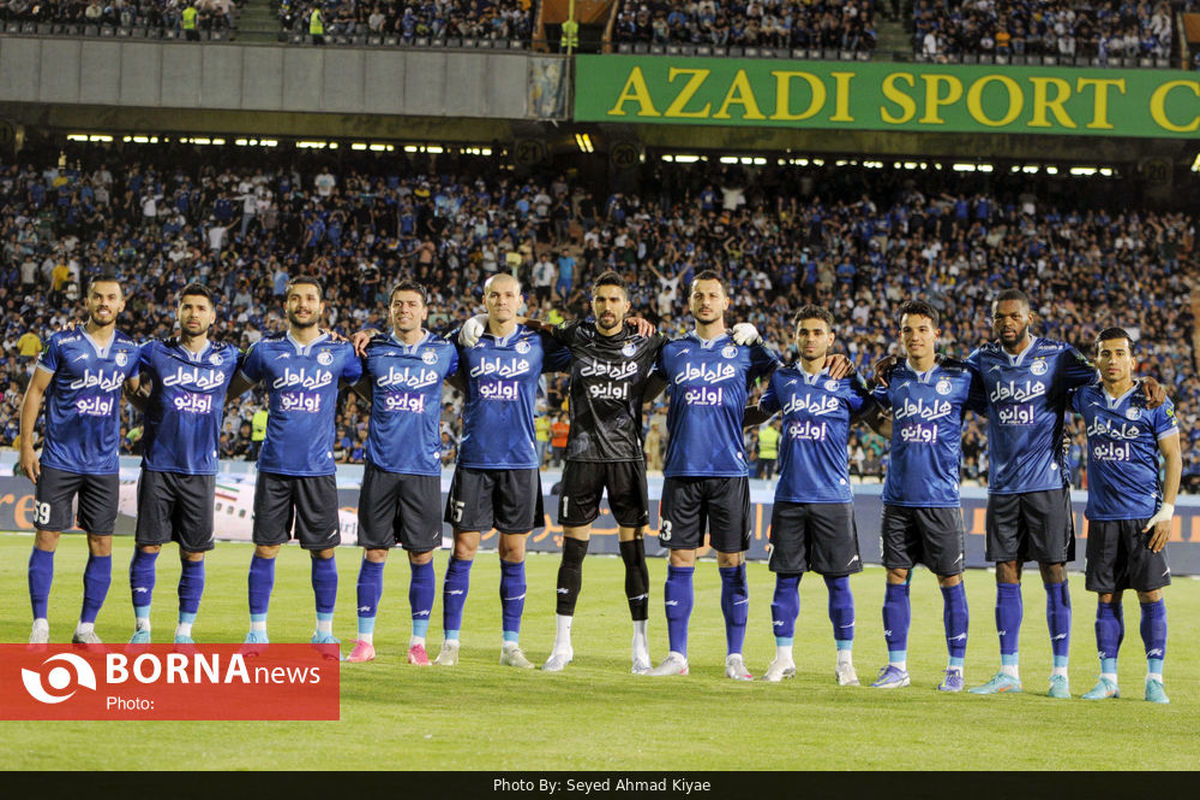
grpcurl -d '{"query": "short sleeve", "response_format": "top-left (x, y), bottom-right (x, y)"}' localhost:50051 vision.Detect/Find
top-left (871, 383), bottom-right (892, 410)
top-left (1061, 346), bottom-right (1097, 390)
top-left (239, 341), bottom-right (264, 383)
top-left (340, 344), bottom-right (363, 384)
top-left (36, 334), bottom-right (59, 374)
top-left (966, 369), bottom-right (988, 416)
top-left (1156, 399), bottom-right (1179, 440)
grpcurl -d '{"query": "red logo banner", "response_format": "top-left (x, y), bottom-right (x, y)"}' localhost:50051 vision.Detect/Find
top-left (0, 644), bottom-right (339, 720)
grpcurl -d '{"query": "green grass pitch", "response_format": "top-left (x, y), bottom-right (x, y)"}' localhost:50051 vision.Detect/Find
top-left (1, 531), bottom-right (1197, 771)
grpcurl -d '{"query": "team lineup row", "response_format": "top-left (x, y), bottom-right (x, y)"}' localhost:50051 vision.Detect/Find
top-left (18, 268), bottom-right (1179, 702)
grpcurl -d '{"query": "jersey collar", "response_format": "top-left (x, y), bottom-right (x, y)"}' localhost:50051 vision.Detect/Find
top-left (688, 330), bottom-right (729, 349)
top-left (905, 359), bottom-right (936, 382)
top-left (389, 329), bottom-right (432, 354)
top-left (1002, 335), bottom-right (1039, 367)
top-left (285, 331), bottom-right (329, 355)
top-left (80, 328), bottom-right (118, 360)
top-left (1102, 379), bottom-right (1139, 409)
top-left (173, 338), bottom-right (214, 362)
top-left (487, 323), bottom-right (524, 348)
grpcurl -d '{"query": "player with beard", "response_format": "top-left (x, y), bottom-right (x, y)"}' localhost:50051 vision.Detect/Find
top-left (227, 276), bottom-right (363, 656)
top-left (124, 283), bottom-right (241, 644)
top-left (647, 270), bottom-right (780, 680)
top-left (538, 271), bottom-right (675, 674)
top-left (22, 276), bottom-right (141, 645)
top-left (964, 290), bottom-right (1162, 697)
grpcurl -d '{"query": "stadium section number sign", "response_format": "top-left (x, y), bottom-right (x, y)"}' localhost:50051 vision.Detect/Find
top-left (575, 55), bottom-right (1200, 138)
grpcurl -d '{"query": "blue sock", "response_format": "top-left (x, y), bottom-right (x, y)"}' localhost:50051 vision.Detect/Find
top-left (941, 582), bottom-right (969, 664)
top-left (825, 574), bottom-right (855, 649)
top-left (409, 560), bottom-right (435, 639)
top-left (248, 555), bottom-right (276, 617)
top-left (80, 554), bottom-right (112, 625)
top-left (130, 549), bottom-right (158, 621)
top-left (1045, 580), bottom-right (1071, 666)
top-left (1140, 599), bottom-right (1167, 676)
top-left (356, 559), bottom-right (384, 636)
top-left (178, 558), bottom-right (204, 617)
top-left (719, 563), bottom-right (749, 655)
top-left (442, 557), bottom-right (473, 640)
top-left (28, 547), bottom-right (54, 619)
top-left (664, 565), bottom-right (694, 656)
top-left (771, 574), bottom-right (800, 643)
top-left (996, 582), bottom-right (1023, 664)
top-left (1095, 600), bottom-right (1122, 674)
top-left (882, 582), bottom-right (910, 663)
top-left (311, 555), bottom-right (338, 615)
top-left (499, 560), bottom-right (527, 641)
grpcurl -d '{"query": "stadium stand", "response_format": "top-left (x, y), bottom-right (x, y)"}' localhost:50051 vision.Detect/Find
top-left (0, 0), bottom-right (237, 38)
top-left (1, 147), bottom-right (1195, 491)
top-left (912, 0), bottom-right (1176, 66)
top-left (610, 0), bottom-right (878, 54)
top-left (277, 0), bottom-right (536, 46)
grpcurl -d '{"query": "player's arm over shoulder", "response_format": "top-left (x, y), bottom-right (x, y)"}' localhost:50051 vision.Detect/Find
top-left (226, 341), bottom-right (262, 399)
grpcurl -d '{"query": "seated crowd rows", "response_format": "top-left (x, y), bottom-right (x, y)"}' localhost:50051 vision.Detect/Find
top-left (913, 0), bottom-right (1176, 61)
top-left (0, 146), bottom-right (1195, 490)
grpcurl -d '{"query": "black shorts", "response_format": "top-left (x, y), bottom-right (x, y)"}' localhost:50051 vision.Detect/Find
top-left (881, 505), bottom-right (965, 577)
top-left (357, 464), bottom-right (443, 552)
top-left (444, 466), bottom-right (544, 534)
top-left (768, 501), bottom-right (862, 576)
top-left (1085, 519), bottom-right (1172, 594)
top-left (986, 487), bottom-right (1075, 565)
top-left (658, 476), bottom-right (751, 554)
top-left (252, 472), bottom-right (340, 550)
top-left (34, 465), bottom-right (119, 535)
top-left (135, 470), bottom-right (215, 552)
top-left (558, 459), bottom-right (650, 528)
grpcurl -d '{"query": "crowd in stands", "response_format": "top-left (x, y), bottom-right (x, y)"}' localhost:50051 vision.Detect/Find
top-left (0, 0), bottom-right (236, 32)
top-left (913, 0), bottom-right (1175, 62)
top-left (613, 0), bottom-right (878, 52)
top-left (278, 0), bottom-right (534, 42)
top-left (1, 143), bottom-right (1196, 492)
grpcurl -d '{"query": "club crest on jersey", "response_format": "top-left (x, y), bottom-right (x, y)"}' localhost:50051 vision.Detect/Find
top-left (721, 345), bottom-right (738, 359)
top-left (316, 351), bottom-right (334, 366)
top-left (621, 342), bottom-right (637, 357)
top-left (1125, 407), bottom-right (1141, 420)
top-left (115, 351), bottom-right (128, 367)
top-left (935, 378), bottom-right (953, 395)
top-left (515, 340), bottom-right (532, 355)
top-left (209, 353), bottom-right (223, 366)
top-left (1030, 359), bottom-right (1048, 376)
top-left (421, 350), bottom-right (438, 365)
top-left (824, 380), bottom-right (840, 391)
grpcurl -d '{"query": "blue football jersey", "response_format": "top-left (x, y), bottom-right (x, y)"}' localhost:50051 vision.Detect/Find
top-left (655, 332), bottom-right (781, 478)
top-left (362, 331), bottom-right (458, 476)
top-left (1071, 382), bottom-right (1178, 520)
top-left (967, 337), bottom-right (1096, 495)
top-left (873, 359), bottom-right (985, 507)
top-left (456, 324), bottom-right (571, 469)
top-left (238, 332), bottom-right (363, 476)
top-left (760, 367), bottom-right (874, 503)
top-left (36, 328), bottom-right (141, 475)
top-left (139, 338), bottom-right (241, 475)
